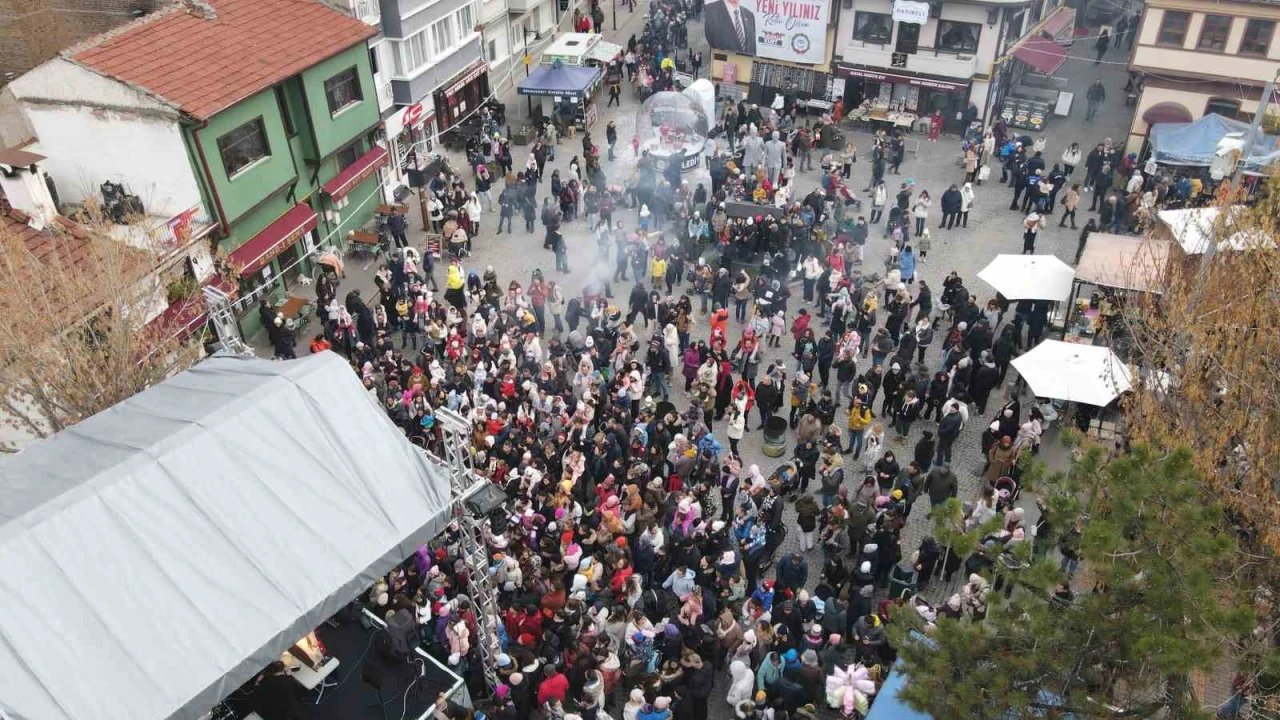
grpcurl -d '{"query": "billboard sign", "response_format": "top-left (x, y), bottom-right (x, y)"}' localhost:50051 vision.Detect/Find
top-left (704, 0), bottom-right (830, 65)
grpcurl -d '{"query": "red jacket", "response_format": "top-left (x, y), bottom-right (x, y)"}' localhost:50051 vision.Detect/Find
top-left (537, 672), bottom-right (569, 705)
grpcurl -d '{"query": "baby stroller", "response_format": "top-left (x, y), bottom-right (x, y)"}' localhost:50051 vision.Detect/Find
top-left (994, 475), bottom-right (1020, 512)
top-left (888, 562), bottom-right (919, 599)
top-left (767, 460), bottom-right (801, 496)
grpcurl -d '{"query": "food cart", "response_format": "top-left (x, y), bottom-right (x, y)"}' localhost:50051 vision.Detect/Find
top-left (518, 60), bottom-right (604, 131)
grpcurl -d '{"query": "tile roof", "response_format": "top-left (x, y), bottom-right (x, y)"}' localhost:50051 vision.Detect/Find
top-left (68, 0), bottom-right (377, 120)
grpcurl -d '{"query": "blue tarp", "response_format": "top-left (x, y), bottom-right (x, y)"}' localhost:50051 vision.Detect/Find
top-left (1149, 113), bottom-right (1280, 167)
top-left (865, 666), bottom-right (931, 720)
top-left (865, 663), bottom-right (1080, 719)
top-left (517, 64), bottom-right (601, 97)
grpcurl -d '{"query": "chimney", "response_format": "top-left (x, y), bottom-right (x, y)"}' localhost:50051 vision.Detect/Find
top-left (0, 148), bottom-right (57, 231)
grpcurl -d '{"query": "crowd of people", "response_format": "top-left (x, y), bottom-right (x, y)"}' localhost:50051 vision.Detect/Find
top-left (261, 6), bottom-right (1204, 720)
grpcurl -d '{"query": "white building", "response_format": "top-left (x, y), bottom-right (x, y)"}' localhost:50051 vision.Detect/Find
top-left (834, 0), bottom-right (1074, 126)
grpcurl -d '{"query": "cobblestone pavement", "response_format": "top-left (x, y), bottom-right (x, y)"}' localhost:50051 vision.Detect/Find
top-left (250, 10), bottom-right (1235, 713)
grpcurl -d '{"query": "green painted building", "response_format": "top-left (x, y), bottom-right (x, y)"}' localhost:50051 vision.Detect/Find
top-left (62, 0), bottom-right (391, 338)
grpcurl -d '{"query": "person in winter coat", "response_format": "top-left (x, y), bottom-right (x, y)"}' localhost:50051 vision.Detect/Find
top-left (726, 660), bottom-right (754, 706)
top-left (959, 182), bottom-right (975, 227)
top-left (898, 245), bottom-right (917, 285)
top-left (775, 552), bottom-right (809, 595)
top-left (939, 184), bottom-right (963, 229)
top-left (726, 404), bottom-right (746, 457)
top-left (794, 494), bottom-right (821, 551)
top-left (924, 462), bottom-right (958, 511)
top-left (913, 430), bottom-right (936, 471)
top-left (986, 435), bottom-right (1018, 482)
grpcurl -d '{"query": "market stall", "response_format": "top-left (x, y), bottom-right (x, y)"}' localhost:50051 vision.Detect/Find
top-left (517, 61), bottom-right (604, 130)
top-left (1064, 233), bottom-right (1170, 345)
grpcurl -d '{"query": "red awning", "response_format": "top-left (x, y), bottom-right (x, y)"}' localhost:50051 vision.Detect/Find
top-left (1143, 101), bottom-right (1194, 126)
top-left (147, 296), bottom-right (207, 341)
top-left (323, 145), bottom-right (390, 201)
top-left (1014, 37), bottom-right (1068, 76)
top-left (1039, 7), bottom-right (1076, 42)
top-left (227, 202), bottom-right (318, 275)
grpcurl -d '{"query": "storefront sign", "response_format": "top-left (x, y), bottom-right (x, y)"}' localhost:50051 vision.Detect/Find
top-left (702, 0), bottom-right (830, 65)
top-left (837, 64), bottom-right (968, 92)
top-left (892, 0), bottom-right (930, 25)
top-left (444, 61), bottom-right (487, 98)
top-left (723, 61), bottom-right (738, 85)
top-left (403, 103), bottom-right (425, 127)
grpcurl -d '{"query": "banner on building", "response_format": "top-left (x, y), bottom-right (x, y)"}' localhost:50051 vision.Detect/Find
top-left (703, 0), bottom-right (830, 65)
top-left (891, 0), bottom-right (930, 25)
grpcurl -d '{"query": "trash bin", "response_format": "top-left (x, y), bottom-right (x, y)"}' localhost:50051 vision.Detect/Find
top-left (762, 416), bottom-right (789, 457)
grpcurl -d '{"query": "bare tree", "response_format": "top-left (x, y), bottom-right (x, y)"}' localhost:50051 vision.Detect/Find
top-left (1119, 175), bottom-right (1280, 553)
top-left (0, 210), bottom-right (202, 451)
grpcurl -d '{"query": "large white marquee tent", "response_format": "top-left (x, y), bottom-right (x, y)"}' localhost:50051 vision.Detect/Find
top-left (0, 353), bottom-right (452, 720)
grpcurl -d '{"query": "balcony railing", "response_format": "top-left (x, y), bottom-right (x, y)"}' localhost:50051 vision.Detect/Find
top-left (353, 0), bottom-right (380, 24)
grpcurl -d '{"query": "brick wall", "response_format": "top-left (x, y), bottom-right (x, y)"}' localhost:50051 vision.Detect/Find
top-left (0, 0), bottom-right (161, 80)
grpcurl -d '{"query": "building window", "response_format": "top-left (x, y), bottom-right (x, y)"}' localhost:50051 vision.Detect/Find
top-left (324, 67), bottom-right (362, 115)
top-left (432, 17), bottom-right (455, 56)
top-left (274, 85), bottom-right (295, 137)
top-left (368, 46), bottom-right (380, 75)
top-left (216, 117), bottom-right (270, 178)
top-left (1196, 15), bottom-right (1231, 51)
top-left (336, 140), bottom-right (362, 170)
top-left (936, 21), bottom-right (980, 53)
top-left (396, 31), bottom-right (430, 76)
top-left (457, 3), bottom-right (476, 36)
top-left (854, 12), bottom-right (892, 44)
top-left (1205, 97), bottom-right (1242, 118)
top-left (1240, 19), bottom-right (1275, 56)
top-left (1157, 10), bottom-right (1190, 46)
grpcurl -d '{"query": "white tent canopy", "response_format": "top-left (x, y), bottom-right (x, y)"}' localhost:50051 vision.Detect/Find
top-left (1011, 340), bottom-right (1133, 406)
top-left (976, 254), bottom-right (1076, 301)
top-left (1155, 206), bottom-right (1275, 255)
top-left (0, 353), bottom-right (452, 720)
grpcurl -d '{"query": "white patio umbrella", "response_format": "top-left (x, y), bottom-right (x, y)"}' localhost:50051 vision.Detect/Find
top-left (977, 254), bottom-right (1076, 301)
top-left (1011, 340), bottom-right (1133, 406)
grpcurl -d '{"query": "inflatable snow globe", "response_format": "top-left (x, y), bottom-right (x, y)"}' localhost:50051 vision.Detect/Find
top-left (637, 90), bottom-right (711, 173)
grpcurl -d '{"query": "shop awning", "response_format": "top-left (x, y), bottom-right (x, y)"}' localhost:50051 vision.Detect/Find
top-left (226, 202), bottom-right (317, 276)
top-left (323, 144), bottom-right (390, 201)
top-left (1142, 101), bottom-right (1193, 126)
top-left (1014, 37), bottom-right (1068, 75)
top-left (518, 63), bottom-right (602, 97)
top-left (0, 352), bottom-right (453, 720)
top-left (586, 39), bottom-right (623, 63)
top-left (1039, 6), bottom-right (1076, 42)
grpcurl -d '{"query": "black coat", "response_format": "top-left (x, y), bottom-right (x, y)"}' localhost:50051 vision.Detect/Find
top-left (940, 189), bottom-right (963, 214)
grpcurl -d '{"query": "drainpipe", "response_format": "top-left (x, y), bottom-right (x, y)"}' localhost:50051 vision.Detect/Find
top-left (295, 80), bottom-right (333, 237)
top-left (190, 119), bottom-right (231, 237)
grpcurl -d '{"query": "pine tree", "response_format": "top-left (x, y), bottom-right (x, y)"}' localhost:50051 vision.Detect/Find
top-left (890, 442), bottom-right (1267, 719)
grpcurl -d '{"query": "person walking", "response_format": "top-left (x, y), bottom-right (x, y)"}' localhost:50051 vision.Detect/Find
top-left (1061, 142), bottom-right (1082, 176)
top-left (911, 192), bottom-right (931, 238)
top-left (870, 182), bottom-right (887, 224)
top-left (1085, 79), bottom-right (1106, 120)
top-left (1094, 29), bottom-right (1110, 64)
top-left (1059, 183), bottom-right (1081, 228)
top-left (1022, 210), bottom-right (1044, 253)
